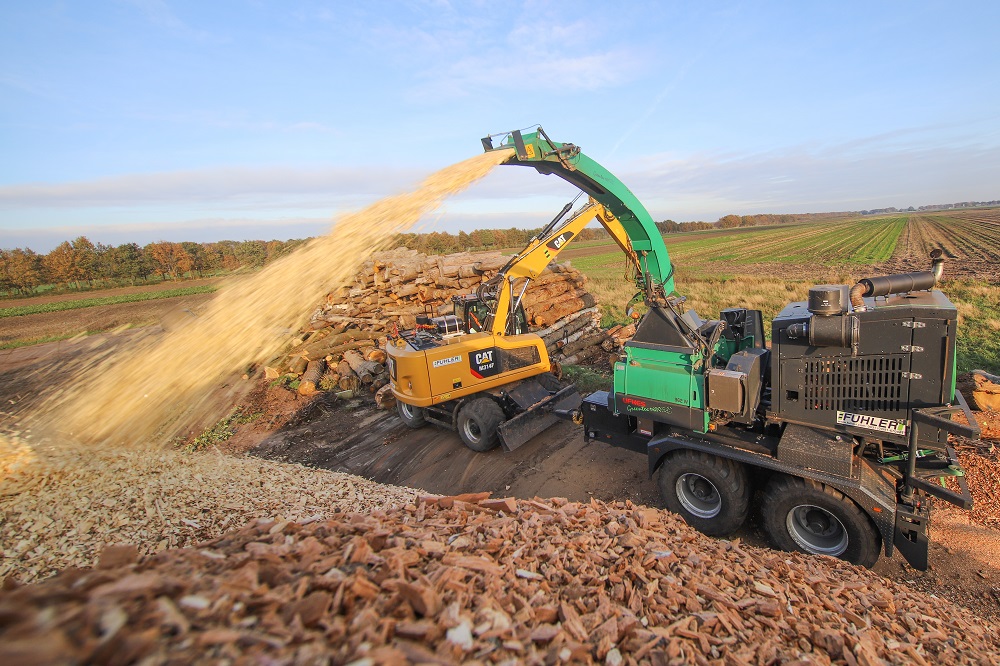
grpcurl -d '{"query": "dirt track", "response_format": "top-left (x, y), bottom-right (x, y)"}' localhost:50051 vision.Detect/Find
top-left (254, 403), bottom-right (658, 507)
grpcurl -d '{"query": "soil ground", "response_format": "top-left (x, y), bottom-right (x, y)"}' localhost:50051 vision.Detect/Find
top-left (2, 329), bottom-right (999, 623)
top-left (0, 279), bottom-right (223, 346)
top-left (0, 277), bottom-right (223, 309)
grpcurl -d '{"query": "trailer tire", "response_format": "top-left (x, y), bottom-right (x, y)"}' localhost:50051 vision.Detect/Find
top-left (761, 475), bottom-right (881, 568)
top-left (658, 450), bottom-right (750, 536)
top-left (457, 398), bottom-right (504, 452)
top-left (397, 401), bottom-right (426, 428)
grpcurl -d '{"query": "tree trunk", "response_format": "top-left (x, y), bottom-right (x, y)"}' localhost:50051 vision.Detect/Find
top-left (298, 359), bottom-right (327, 395)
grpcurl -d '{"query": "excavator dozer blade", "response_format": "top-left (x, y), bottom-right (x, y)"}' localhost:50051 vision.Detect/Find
top-left (498, 385), bottom-right (582, 452)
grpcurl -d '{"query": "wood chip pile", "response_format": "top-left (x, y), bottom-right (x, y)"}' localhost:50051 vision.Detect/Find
top-left (3, 493), bottom-right (998, 665)
top-left (957, 451), bottom-right (1000, 528)
top-left (0, 436), bottom-right (416, 585)
top-left (265, 249), bottom-right (612, 400)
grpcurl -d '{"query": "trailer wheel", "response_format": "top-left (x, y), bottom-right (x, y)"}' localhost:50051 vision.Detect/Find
top-left (397, 401), bottom-right (426, 428)
top-left (457, 398), bottom-right (504, 452)
top-left (761, 476), bottom-right (881, 568)
top-left (658, 450), bottom-right (750, 536)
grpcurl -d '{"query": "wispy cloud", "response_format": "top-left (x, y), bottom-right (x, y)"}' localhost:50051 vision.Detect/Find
top-left (121, 0), bottom-right (219, 43)
top-left (0, 165), bottom-right (424, 208)
top-left (371, 13), bottom-right (645, 100)
top-left (0, 216), bottom-right (333, 252)
top-left (623, 137), bottom-right (1000, 219)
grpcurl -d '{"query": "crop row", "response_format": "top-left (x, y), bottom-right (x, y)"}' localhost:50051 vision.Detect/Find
top-left (567, 215), bottom-right (908, 275)
top-left (0, 285), bottom-right (217, 318)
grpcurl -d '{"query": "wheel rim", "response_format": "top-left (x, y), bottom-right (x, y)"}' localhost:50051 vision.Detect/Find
top-left (462, 418), bottom-right (482, 443)
top-left (675, 473), bottom-right (722, 519)
top-left (786, 504), bottom-right (849, 556)
top-left (400, 403), bottom-right (416, 419)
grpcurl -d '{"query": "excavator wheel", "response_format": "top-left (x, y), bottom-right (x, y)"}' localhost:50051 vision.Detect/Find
top-left (456, 397), bottom-right (505, 452)
top-left (397, 401), bottom-right (426, 428)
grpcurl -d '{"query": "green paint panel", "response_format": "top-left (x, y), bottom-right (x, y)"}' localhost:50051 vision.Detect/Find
top-left (494, 130), bottom-right (675, 295)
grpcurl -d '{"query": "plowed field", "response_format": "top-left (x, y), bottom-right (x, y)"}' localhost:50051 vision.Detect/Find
top-left (884, 209), bottom-right (1000, 280)
top-left (564, 208), bottom-right (1000, 282)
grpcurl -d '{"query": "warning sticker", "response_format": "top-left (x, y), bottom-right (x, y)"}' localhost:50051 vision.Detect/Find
top-left (836, 411), bottom-right (908, 435)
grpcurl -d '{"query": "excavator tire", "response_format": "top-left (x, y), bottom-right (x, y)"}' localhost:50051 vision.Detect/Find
top-left (761, 475), bottom-right (881, 568)
top-left (397, 401), bottom-right (426, 428)
top-left (457, 397), bottom-right (505, 452)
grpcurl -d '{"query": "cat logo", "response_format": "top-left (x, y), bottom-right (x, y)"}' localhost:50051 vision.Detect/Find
top-left (546, 231), bottom-right (574, 252)
top-left (469, 347), bottom-right (499, 379)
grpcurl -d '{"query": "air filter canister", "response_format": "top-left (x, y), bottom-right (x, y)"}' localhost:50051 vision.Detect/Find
top-left (808, 285), bottom-right (849, 315)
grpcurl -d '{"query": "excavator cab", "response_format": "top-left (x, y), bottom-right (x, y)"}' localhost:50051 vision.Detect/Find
top-left (452, 294), bottom-right (528, 335)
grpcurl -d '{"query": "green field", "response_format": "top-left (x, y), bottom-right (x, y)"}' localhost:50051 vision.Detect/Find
top-left (0, 285), bottom-right (217, 318)
top-left (567, 215), bottom-right (908, 276)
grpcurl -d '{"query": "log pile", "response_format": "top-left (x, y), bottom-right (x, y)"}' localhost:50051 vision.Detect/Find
top-left (971, 370), bottom-right (1000, 413)
top-left (266, 249), bottom-right (611, 400)
top-left (4, 492), bottom-right (999, 664)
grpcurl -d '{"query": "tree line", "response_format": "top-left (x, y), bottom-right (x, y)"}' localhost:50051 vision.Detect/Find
top-left (0, 237), bottom-right (307, 295)
top-left (2, 212), bottom-right (830, 295)
top-left (655, 212), bottom-right (845, 233)
top-left (390, 226), bottom-right (611, 255)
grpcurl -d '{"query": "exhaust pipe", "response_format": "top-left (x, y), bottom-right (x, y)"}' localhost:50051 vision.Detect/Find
top-left (851, 250), bottom-right (944, 312)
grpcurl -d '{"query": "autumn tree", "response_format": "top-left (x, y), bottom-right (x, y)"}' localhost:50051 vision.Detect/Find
top-left (71, 236), bottom-right (97, 285)
top-left (181, 242), bottom-right (206, 276)
top-left (43, 241), bottom-right (77, 287)
top-left (108, 243), bottom-right (149, 283)
top-left (145, 241), bottom-right (193, 279)
top-left (0, 250), bottom-right (12, 294)
top-left (6, 248), bottom-right (42, 293)
top-left (234, 240), bottom-right (266, 268)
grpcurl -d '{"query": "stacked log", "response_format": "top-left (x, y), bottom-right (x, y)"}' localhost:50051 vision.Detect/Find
top-left (971, 370), bottom-right (1000, 412)
top-left (267, 249), bottom-right (611, 402)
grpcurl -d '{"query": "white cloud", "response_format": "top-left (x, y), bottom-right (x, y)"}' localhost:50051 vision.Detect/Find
top-left (371, 13), bottom-right (645, 100)
top-left (622, 138), bottom-right (1000, 220)
top-left (0, 165), bottom-right (424, 208)
top-left (121, 0), bottom-right (219, 43)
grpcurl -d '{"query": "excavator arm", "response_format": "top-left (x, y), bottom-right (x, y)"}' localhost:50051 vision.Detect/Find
top-left (482, 126), bottom-right (675, 297)
top-left (481, 197), bottom-right (643, 336)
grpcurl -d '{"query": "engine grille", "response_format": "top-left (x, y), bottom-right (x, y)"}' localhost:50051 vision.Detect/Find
top-left (803, 355), bottom-right (906, 412)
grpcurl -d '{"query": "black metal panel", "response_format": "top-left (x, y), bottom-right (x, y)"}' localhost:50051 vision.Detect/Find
top-left (777, 423), bottom-right (856, 479)
top-left (894, 505), bottom-right (930, 571)
top-left (581, 391), bottom-right (648, 453)
top-left (503, 380), bottom-right (550, 411)
top-left (631, 307), bottom-right (693, 347)
top-left (720, 308), bottom-right (765, 349)
top-left (771, 289), bottom-right (958, 445)
top-left (724, 348), bottom-right (768, 422)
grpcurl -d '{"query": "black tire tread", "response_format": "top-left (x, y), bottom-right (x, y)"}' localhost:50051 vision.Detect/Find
top-left (658, 450), bottom-right (750, 536)
top-left (457, 397), bottom-right (504, 452)
top-left (761, 475), bottom-right (881, 568)
top-left (396, 400), bottom-right (426, 428)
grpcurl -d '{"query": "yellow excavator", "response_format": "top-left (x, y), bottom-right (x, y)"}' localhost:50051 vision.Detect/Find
top-left (386, 129), bottom-right (666, 452)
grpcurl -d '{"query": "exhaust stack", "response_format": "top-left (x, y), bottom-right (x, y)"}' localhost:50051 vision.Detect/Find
top-left (851, 250), bottom-right (945, 312)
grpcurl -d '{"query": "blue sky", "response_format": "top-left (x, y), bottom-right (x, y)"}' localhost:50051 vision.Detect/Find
top-left (2, 1), bottom-right (999, 251)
